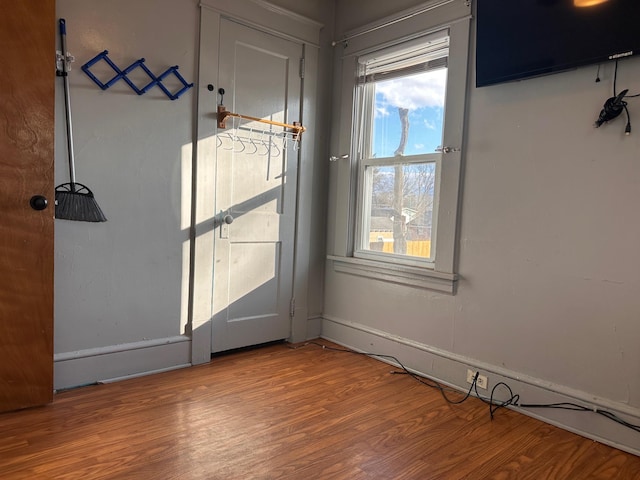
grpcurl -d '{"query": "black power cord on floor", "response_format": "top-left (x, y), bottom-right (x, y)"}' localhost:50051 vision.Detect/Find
top-left (291, 341), bottom-right (640, 435)
top-left (517, 402), bottom-right (640, 434)
top-left (290, 341), bottom-right (475, 405)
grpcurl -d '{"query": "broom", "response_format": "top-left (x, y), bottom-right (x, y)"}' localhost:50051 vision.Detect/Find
top-left (55, 18), bottom-right (107, 222)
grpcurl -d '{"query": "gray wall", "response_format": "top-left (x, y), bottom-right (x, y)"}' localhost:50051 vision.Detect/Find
top-left (53, 0), bottom-right (333, 386)
top-left (269, 0), bottom-right (335, 322)
top-left (324, 0), bottom-right (640, 454)
top-left (52, 0), bottom-right (640, 453)
top-left (55, 0), bottom-right (199, 353)
top-left (334, 0), bottom-right (433, 33)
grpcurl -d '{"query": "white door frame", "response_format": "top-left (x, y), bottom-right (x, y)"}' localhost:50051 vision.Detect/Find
top-left (191, 1), bottom-right (322, 364)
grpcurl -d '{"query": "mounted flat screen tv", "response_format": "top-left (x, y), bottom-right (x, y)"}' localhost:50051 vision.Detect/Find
top-left (476, 0), bottom-right (640, 87)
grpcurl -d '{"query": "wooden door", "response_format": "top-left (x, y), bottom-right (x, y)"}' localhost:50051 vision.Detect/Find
top-left (211, 19), bottom-right (302, 353)
top-left (0, 0), bottom-right (55, 411)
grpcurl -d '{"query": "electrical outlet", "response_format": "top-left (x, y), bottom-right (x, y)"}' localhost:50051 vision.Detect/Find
top-left (466, 369), bottom-right (488, 390)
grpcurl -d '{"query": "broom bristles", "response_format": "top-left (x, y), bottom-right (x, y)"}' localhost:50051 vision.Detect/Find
top-left (55, 183), bottom-right (107, 222)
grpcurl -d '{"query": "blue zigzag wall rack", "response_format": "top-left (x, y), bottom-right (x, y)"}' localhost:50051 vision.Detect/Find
top-left (81, 50), bottom-right (193, 100)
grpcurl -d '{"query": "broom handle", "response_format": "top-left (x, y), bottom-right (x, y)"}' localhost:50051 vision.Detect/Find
top-left (59, 19), bottom-right (77, 192)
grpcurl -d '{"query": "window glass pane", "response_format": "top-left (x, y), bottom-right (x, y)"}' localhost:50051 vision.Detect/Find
top-left (372, 68), bottom-right (447, 158)
top-left (365, 162), bottom-right (435, 260)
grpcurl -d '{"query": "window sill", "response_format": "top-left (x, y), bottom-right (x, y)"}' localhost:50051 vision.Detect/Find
top-left (327, 255), bottom-right (458, 294)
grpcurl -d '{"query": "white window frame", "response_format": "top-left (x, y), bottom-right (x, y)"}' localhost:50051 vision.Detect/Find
top-left (355, 154), bottom-right (442, 268)
top-left (353, 34), bottom-right (448, 269)
top-left (328, 2), bottom-right (471, 294)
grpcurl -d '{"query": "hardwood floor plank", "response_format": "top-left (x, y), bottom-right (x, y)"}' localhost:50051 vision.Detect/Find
top-left (0, 340), bottom-right (639, 479)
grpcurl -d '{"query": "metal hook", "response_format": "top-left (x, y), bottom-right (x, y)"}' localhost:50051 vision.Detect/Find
top-left (234, 134), bottom-right (246, 153)
top-left (258, 131), bottom-right (270, 156)
top-left (279, 132), bottom-right (288, 151)
top-left (270, 136), bottom-right (281, 157)
top-left (222, 132), bottom-right (234, 150)
top-left (247, 129), bottom-right (259, 155)
top-left (283, 131), bottom-right (300, 152)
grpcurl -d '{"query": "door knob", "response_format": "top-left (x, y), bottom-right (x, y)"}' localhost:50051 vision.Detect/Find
top-left (214, 213), bottom-right (234, 228)
top-left (29, 195), bottom-right (48, 211)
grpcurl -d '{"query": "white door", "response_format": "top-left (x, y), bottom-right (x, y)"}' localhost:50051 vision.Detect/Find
top-left (211, 19), bottom-right (302, 353)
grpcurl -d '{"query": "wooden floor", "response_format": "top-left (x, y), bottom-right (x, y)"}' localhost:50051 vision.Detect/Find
top-left (1, 340), bottom-right (640, 479)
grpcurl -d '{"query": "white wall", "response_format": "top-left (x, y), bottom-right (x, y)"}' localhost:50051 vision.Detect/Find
top-left (325, 0), bottom-right (640, 454)
top-left (53, 0), bottom-right (332, 387)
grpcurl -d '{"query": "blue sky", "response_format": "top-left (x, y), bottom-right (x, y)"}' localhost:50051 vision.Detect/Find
top-left (372, 68), bottom-right (447, 157)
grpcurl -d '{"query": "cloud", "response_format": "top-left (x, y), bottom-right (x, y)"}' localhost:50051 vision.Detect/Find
top-left (376, 69), bottom-right (447, 110)
top-left (375, 106), bottom-right (390, 118)
top-left (423, 119), bottom-right (437, 130)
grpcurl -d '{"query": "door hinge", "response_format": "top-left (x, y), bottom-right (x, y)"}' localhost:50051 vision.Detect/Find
top-left (299, 58), bottom-right (305, 79)
top-left (289, 298), bottom-right (296, 317)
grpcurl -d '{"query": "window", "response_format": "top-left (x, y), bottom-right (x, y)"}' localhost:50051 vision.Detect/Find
top-left (328, 9), bottom-right (470, 294)
top-left (354, 32), bottom-right (449, 268)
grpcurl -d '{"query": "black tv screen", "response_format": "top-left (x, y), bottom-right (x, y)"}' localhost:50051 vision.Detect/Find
top-left (476, 0), bottom-right (640, 87)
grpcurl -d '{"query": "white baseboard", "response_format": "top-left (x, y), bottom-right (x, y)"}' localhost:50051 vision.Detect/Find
top-left (54, 336), bottom-right (191, 390)
top-left (322, 315), bottom-right (640, 456)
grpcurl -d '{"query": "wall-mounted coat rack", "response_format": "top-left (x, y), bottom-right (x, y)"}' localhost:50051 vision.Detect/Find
top-left (217, 105), bottom-right (306, 141)
top-left (81, 50), bottom-right (193, 100)
top-left (216, 130), bottom-right (288, 156)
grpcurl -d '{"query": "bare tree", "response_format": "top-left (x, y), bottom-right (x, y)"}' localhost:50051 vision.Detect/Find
top-left (401, 163), bottom-right (435, 240)
top-left (370, 108), bottom-right (436, 254)
top-left (393, 108), bottom-right (409, 254)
